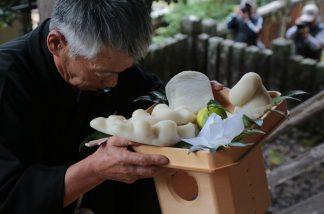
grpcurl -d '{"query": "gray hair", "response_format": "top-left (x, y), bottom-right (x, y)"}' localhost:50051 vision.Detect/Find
top-left (49, 0), bottom-right (152, 60)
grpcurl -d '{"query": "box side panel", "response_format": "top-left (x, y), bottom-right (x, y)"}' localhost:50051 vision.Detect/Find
top-left (154, 169), bottom-right (237, 214)
top-left (229, 145), bottom-right (271, 214)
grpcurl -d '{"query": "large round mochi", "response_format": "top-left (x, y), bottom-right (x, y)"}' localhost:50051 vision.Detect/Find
top-left (165, 71), bottom-right (214, 113)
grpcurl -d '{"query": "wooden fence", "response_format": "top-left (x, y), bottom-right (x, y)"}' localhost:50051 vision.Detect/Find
top-left (142, 19), bottom-right (324, 95)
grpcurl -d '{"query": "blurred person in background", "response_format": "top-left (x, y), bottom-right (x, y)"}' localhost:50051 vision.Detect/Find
top-left (286, 4), bottom-right (324, 60)
top-left (226, 0), bottom-right (264, 48)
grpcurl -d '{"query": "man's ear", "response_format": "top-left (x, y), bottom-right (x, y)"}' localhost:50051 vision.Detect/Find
top-left (47, 30), bottom-right (67, 56)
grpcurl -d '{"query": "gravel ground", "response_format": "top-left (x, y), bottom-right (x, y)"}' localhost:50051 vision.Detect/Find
top-left (262, 119), bottom-right (324, 213)
top-left (267, 162), bottom-right (324, 213)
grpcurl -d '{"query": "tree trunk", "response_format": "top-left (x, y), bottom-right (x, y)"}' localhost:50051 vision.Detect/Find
top-left (37, 0), bottom-right (57, 23)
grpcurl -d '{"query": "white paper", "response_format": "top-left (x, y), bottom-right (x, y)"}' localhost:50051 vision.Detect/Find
top-left (182, 112), bottom-right (245, 149)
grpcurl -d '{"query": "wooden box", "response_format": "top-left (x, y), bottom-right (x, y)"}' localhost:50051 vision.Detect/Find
top-left (134, 89), bottom-right (287, 214)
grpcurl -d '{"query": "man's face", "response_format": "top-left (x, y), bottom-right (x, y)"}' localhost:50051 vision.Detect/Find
top-left (55, 46), bottom-right (134, 91)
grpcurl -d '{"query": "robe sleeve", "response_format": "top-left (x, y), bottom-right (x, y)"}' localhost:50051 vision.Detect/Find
top-left (0, 74), bottom-right (68, 214)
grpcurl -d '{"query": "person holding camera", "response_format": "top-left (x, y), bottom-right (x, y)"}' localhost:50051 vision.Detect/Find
top-left (226, 0), bottom-right (264, 47)
top-left (286, 4), bottom-right (324, 60)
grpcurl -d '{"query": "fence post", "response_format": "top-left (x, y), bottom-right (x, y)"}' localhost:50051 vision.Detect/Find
top-left (230, 42), bottom-right (247, 87)
top-left (201, 18), bottom-right (217, 36)
top-left (196, 33), bottom-right (211, 74)
top-left (174, 33), bottom-right (189, 72)
top-left (270, 38), bottom-right (293, 91)
top-left (219, 39), bottom-right (234, 86)
top-left (244, 45), bottom-right (260, 73)
top-left (299, 58), bottom-right (318, 94)
top-left (146, 44), bottom-right (169, 81)
top-left (316, 62), bottom-right (324, 92)
top-left (257, 49), bottom-right (273, 88)
top-left (286, 55), bottom-right (304, 91)
top-left (181, 16), bottom-right (202, 70)
top-left (207, 36), bottom-right (224, 81)
top-left (163, 37), bottom-right (180, 80)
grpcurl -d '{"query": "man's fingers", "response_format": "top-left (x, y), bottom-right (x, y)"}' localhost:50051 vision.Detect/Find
top-left (132, 165), bottom-right (163, 177)
top-left (122, 151), bottom-right (169, 166)
top-left (108, 136), bottom-right (137, 147)
top-left (210, 80), bottom-right (224, 91)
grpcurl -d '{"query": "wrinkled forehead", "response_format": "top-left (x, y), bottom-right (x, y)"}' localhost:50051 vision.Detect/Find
top-left (83, 48), bottom-right (135, 72)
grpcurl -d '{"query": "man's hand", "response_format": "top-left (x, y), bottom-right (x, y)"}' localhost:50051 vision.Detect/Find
top-left (210, 80), bottom-right (224, 92)
top-left (90, 136), bottom-right (169, 184)
top-left (64, 136), bottom-right (169, 206)
top-left (300, 27), bottom-right (309, 38)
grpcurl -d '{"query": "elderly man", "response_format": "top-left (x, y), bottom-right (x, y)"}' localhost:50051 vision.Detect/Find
top-left (0, 1), bottom-right (170, 214)
top-left (286, 4), bottom-right (324, 60)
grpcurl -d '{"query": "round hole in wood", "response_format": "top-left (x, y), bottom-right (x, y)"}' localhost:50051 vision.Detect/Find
top-left (169, 171), bottom-right (199, 201)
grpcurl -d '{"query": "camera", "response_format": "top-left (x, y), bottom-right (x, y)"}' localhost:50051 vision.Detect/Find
top-left (296, 22), bottom-right (307, 29)
top-left (296, 21), bottom-right (309, 30)
top-left (240, 3), bottom-right (252, 16)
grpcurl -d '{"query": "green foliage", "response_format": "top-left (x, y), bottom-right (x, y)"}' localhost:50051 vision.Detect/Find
top-left (232, 128), bottom-right (265, 142)
top-left (148, 0), bottom-right (183, 6)
top-left (153, 0), bottom-right (278, 43)
top-left (133, 88), bottom-right (168, 104)
top-left (242, 115), bottom-right (255, 128)
top-left (0, 11), bottom-right (16, 28)
top-left (207, 99), bottom-right (228, 119)
top-left (0, 0), bottom-right (36, 29)
top-left (174, 141), bottom-right (192, 149)
top-left (271, 90), bottom-right (308, 106)
top-left (153, 0), bottom-right (235, 44)
top-left (301, 138), bottom-right (316, 148)
top-left (267, 148), bottom-right (284, 166)
top-left (0, 0), bottom-right (17, 7)
top-left (0, 0), bottom-right (17, 28)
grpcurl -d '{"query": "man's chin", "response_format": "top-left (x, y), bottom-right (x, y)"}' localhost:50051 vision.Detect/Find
top-left (85, 87), bottom-right (112, 92)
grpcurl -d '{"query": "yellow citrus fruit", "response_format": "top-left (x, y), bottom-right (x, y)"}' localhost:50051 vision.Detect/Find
top-left (197, 107), bottom-right (209, 129)
top-left (196, 106), bottom-right (227, 129)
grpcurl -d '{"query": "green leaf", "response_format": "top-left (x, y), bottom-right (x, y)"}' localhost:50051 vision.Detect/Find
top-left (133, 95), bottom-right (153, 102)
top-left (207, 100), bottom-right (230, 112)
top-left (242, 114), bottom-right (254, 128)
top-left (174, 141), bottom-right (192, 149)
top-left (207, 100), bottom-right (228, 119)
top-left (281, 90), bottom-right (308, 97)
top-left (228, 142), bottom-right (253, 147)
top-left (268, 148), bottom-right (284, 166)
top-left (188, 145), bottom-right (208, 153)
top-left (79, 131), bottom-right (110, 151)
top-left (269, 109), bottom-right (288, 117)
top-left (272, 96), bottom-right (301, 105)
top-left (133, 89), bottom-right (168, 104)
top-left (208, 148), bottom-right (217, 153)
top-left (232, 128), bottom-right (265, 142)
top-left (272, 90), bottom-right (308, 105)
top-left (245, 128), bottom-right (266, 135)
